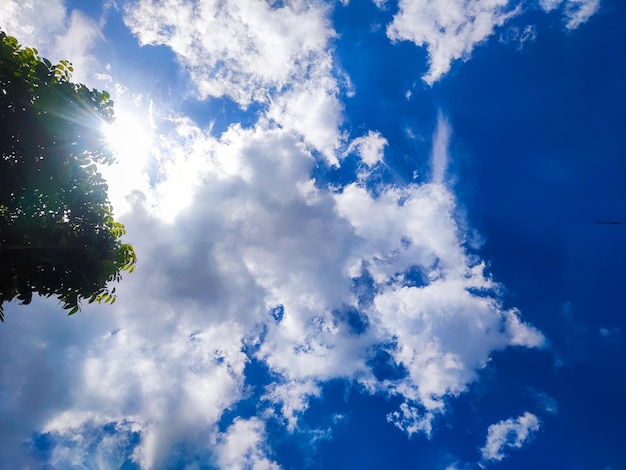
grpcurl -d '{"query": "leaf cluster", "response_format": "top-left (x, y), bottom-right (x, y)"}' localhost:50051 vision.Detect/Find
top-left (0, 31), bottom-right (136, 321)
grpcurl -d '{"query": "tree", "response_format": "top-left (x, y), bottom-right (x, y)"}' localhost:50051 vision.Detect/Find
top-left (0, 31), bottom-right (136, 321)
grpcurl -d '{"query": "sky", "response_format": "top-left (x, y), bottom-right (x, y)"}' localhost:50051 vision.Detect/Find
top-left (0, 0), bottom-right (624, 468)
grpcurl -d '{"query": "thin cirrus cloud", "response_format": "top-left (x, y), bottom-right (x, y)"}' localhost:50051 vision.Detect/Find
top-left (539, 0), bottom-right (601, 29)
top-left (0, 0), bottom-right (599, 467)
top-left (383, 0), bottom-right (600, 84)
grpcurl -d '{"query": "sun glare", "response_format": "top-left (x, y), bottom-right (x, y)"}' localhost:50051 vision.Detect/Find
top-left (101, 107), bottom-right (154, 215)
top-left (105, 109), bottom-right (153, 164)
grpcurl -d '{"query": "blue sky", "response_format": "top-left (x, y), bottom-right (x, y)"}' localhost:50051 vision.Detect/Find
top-left (1, 0), bottom-right (624, 468)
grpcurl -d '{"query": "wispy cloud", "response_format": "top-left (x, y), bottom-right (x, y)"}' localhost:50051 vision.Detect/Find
top-left (539, 0), bottom-right (601, 29)
top-left (532, 390), bottom-right (559, 415)
top-left (431, 112), bottom-right (450, 184)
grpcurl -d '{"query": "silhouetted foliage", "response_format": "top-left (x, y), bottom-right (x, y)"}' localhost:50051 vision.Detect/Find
top-left (0, 31), bottom-right (136, 321)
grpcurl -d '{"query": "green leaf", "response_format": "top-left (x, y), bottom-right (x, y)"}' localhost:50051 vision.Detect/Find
top-left (0, 29), bottom-right (136, 322)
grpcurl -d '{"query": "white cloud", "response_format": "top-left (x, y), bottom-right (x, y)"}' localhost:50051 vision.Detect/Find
top-left (383, 0), bottom-right (600, 84)
top-left (539, 0), bottom-right (562, 9)
top-left (431, 112), bottom-right (450, 184)
top-left (539, 0), bottom-right (601, 29)
top-left (263, 380), bottom-right (321, 431)
top-left (387, 402), bottom-right (434, 437)
top-left (499, 24), bottom-right (538, 51)
top-left (124, 0), bottom-right (345, 165)
top-left (0, 2), bottom-right (547, 467)
top-left (599, 326), bottom-right (621, 341)
top-left (38, 420), bottom-right (141, 469)
top-left (480, 412), bottom-right (540, 461)
top-left (124, 0), bottom-right (334, 107)
top-left (373, 0), bottom-right (390, 8)
top-left (532, 390), bottom-right (559, 415)
top-left (265, 53), bottom-right (345, 165)
top-left (0, 0), bottom-right (66, 49)
top-left (215, 418), bottom-right (280, 470)
top-left (385, 0), bottom-right (519, 84)
top-left (39, 317), bottom-right (249, 469)
top-left (0, 105), bottom-right (545, 465)
top-left (347, 130), bottom-right (388, 167)
top-left (54, 10), bottom-right (104, 83)
top-left (0, 0), bottom-right (104, 84)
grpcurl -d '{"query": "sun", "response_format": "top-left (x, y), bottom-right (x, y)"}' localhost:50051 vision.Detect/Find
top-left (100, 106), bottom-right (154, 215)
top-left (105, 107), bottom-right (153, 164)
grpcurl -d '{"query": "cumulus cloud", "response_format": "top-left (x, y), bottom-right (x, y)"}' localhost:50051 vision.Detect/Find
top-left (263, 380), bottom-right (322, 431)
top-left (0, 1), bottom-right (546, 467)
top-left (385, 0), bottom-right (519, 84)
top-left (0, 103), bottom-right (545, 465)
top-left (124, 0), bottom-right (334, 106)
top-left (265, 53), bottom-right (345, 165)
top-left (347, 130), bottom-right (388, 167)
top-left (124, 0), bottom-right (345, 164)
top-left (383, 0), bottom-right (600, 84)
top-left (215, 418), bottom-right (280, 470)
top-left (480, 412), bottom-right (541, 461)
top-left (35, 311), bottom-right (250, 468)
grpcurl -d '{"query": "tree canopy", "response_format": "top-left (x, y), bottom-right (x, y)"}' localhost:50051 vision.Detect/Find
top-left (0, 31), bottom-right (136, 321)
